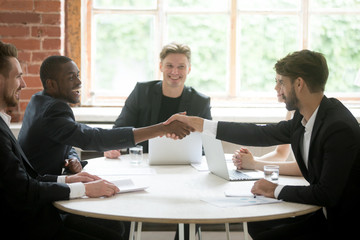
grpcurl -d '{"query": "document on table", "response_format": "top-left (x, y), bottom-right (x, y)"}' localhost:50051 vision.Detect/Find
top-left (201, 189), bottom-right (281, 208)
top-left (202, 196), bottom-right (281, 208)
top-left (110, 178), bottom-right (149, 194)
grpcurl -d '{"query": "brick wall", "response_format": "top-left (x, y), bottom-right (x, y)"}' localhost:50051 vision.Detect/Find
top-left (0, 0), bottom-right (64, 122)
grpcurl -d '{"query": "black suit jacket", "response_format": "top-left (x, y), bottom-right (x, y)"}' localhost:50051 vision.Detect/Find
top-left (18, 91), bottom-right (136, 175)
top-left (216, 96), bottom-right (360, 233)
top-left (0, 117), bottom-right (69, 238)
top-left (113, 81), bottom-right (212, 152)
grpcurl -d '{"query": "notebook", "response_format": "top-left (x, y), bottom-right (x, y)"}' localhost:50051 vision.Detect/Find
top-left (201, 134), bottom-right (264, 181)
top-left (148, 132), bottom-right (202, 165)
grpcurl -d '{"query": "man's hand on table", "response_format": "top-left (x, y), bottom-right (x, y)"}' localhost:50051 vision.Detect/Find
top-left (251, 179), bottom-right (277, 198)
top-left (65, 172), bottom-right (101, 183)
top-left (65, 172), bottom-right (119, 198)
top-left (104, 149), bottom-right (121, 159)
top-left (84, 179), bottom-right (120, 198)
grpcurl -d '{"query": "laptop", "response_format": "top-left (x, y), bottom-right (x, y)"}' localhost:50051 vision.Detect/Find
top-left (201, 134), bottom-right (264, 181)
top-left (148, 132), bottom-right (202, 165)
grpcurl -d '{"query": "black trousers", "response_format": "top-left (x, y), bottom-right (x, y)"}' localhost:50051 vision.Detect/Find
top-left (60, 214), bottom-right (126, 240)
top-left (248, 210), bottom-right (329, 240)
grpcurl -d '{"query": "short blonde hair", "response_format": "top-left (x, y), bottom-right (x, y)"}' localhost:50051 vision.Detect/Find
top-left (159, 42), bottom-right (191, 63)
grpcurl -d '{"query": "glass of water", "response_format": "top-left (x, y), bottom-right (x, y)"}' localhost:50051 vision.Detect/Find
top-left (264, 165), bottom-right (279, 182)
top-left (129, 145), bottom-right (143, 165)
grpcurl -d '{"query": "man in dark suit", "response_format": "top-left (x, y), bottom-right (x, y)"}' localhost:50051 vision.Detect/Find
top-left (165, 50), bottom-right (360, 239)
top-left (0, 40), bottom-right (134, 239)
top-left (18, 55), bottom-right (193, 176)
top-left (105, 43), bottom-right (211, 240)
top-left (105, 42), bottom-right (211, 157)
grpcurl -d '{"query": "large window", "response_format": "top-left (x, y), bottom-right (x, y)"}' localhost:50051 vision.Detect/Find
top-left (81, 0), bottom-right (360, 106)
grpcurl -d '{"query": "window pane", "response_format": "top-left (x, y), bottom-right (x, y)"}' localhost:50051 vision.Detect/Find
top-left (167, 0), bottom-right (229, 11)
top-left (166, 14), bottom-right (229, 94)
top-left (238, 0), bottom-right (299, 10)
top-left (309, 15), bottom-right (360, 93)
top-left (238, 15), bottom-right (299, 92)
top-left (310, 0), bottom-right (360, 9)
top-left (93, 14), bottom-right (155, 96)
top-left (93, 0), bottom-right (156, 9)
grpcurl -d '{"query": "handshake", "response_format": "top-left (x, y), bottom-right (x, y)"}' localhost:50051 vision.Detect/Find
top-left (162, 113), bottom-right (204, 139)
top-left (104, 113), bottom-right (205, 159)
top-left (134, 112), bottom-right (205, 143)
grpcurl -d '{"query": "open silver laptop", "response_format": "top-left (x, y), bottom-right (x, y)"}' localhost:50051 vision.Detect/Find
top-left (201, 134), bottom-right (264, 181)
top-left (148, 132), bottom-right (202, 165)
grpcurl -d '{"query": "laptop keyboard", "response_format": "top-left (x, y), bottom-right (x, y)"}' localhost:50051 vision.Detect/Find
top-left (229, 170), bottom-right (252, 180)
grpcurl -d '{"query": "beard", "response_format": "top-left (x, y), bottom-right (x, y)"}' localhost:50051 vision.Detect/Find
top-left (283, 86), bottom-right (299, 111)
top-left (3, 88), bottom-right (19, 107)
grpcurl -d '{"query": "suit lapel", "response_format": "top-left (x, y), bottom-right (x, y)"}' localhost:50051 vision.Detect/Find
top-left (292, 125), bottom-right (309, 180)
top-left (306, 96), bottom-right (328, 174)
top-left (0, 118), bottom-right (37, 174)
top-left (150, 81), bottom-right (162, 124)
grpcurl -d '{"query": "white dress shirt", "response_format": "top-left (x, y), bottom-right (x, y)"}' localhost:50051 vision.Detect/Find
top-left (301, 106), bottom-right (319, 168)
top-left (0, 111), bottom-right (11, 126)
top-left (0, 112), bottom-right (85, 199)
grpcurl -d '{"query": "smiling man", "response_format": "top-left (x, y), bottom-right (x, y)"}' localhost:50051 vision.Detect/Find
top-left (18, 55), bottom-right (194, 177)
top-left (104, 42), bottom-right (211, 240)
top-left (105, 42), bottom-right (212, 158)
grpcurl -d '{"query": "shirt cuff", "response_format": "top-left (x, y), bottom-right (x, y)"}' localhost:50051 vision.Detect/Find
top-left (203, 119), bottom-right (218, 137)
top-left (274, 185), bottom-right (285, 199)
top-left (67, 182), bottom-right (86, 199)
top-left (57, 176), bottom-right (86, 198)
top-left (57, 175), bottom-right (66, 183)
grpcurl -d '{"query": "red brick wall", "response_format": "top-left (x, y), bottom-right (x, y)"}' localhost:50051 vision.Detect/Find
top-left (0, 0), bottom-right (64, 122)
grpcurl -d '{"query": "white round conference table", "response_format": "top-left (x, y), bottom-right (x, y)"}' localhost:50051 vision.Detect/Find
top-left (54, 155), bottom-right (320, 240)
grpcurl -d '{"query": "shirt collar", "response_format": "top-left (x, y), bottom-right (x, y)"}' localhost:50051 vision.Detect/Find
top-left (301, 106), bottom-right (320, 132)
top-left (0, 111), bottom-right (12, 127)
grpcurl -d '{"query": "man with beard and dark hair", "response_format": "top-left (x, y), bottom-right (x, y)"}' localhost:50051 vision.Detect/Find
top-left (164, 50), bottom-right (360, 239)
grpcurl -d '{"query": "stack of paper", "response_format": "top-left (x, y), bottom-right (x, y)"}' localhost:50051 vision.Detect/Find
top-left (110, 178), bottom-right (148, 194)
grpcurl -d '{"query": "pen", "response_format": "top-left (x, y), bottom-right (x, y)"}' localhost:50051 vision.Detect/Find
top-left (253, 194), bottom-right (256, 198)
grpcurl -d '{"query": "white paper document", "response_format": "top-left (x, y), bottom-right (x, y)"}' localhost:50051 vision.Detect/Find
top-left (202, 189), bottom-right (281, 208)
top-left (202, 196), bottom-right (281, 208)
top-left (110, 178), bottom-right (149, 194)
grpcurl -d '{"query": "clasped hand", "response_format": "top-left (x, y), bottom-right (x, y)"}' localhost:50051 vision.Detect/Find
top-left (232, 148), bottom-right (256, 170)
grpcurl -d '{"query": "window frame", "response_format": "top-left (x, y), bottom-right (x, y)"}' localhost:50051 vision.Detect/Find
top-left (75, 0), bottom-right (360, 107)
